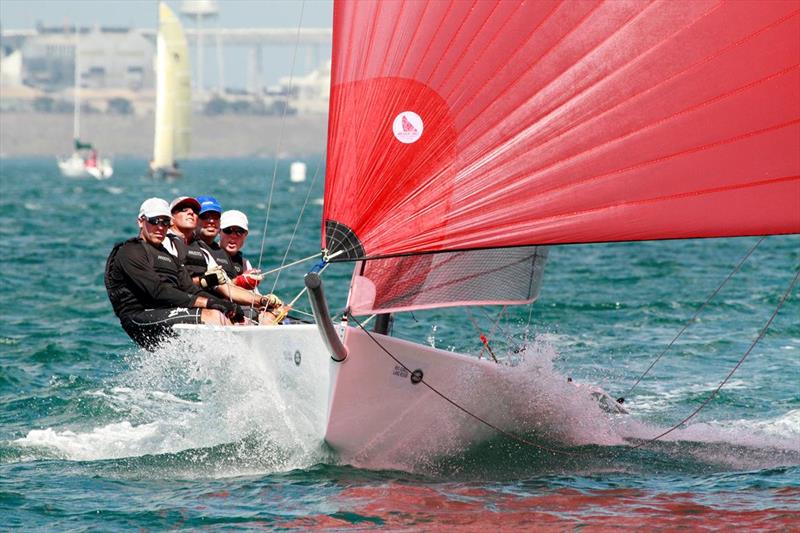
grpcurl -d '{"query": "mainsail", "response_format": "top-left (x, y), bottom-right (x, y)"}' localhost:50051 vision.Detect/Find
top-left (153, 2), bottom-right (191, 170)
top-left (323, 0), bottom-right (800, 315)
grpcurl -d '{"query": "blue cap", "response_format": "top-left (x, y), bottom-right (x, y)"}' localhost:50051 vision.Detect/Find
top-left (196, 195), bottom-right (222, 215)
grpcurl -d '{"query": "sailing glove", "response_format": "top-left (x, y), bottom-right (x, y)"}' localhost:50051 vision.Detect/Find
top-left (260, 293), bottom-right (283, 309)
top-left (200, 266), bottom-right (227, 289)
top-left (207, 298), bottom-right (245, 323)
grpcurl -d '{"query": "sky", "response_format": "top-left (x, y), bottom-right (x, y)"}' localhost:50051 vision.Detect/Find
top-left (0, 0), bottom-right (334, 88)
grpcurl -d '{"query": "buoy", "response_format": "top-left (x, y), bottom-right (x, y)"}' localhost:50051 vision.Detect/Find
top-left (290, 161), bottom-right (307, 182)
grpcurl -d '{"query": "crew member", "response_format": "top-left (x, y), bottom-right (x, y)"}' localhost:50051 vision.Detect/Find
top-left (219, 209), bottom-right (286, 322)
top-left (163, 196), bottom-right (209, 284)
top-left (104, 198), bottom-right (245, 350)
top-left (195, 195), bottom-right (232, 273)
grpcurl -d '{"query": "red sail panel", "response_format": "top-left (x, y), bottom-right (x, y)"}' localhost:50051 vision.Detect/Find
top-left (323, 0), bottom-right (800, 259)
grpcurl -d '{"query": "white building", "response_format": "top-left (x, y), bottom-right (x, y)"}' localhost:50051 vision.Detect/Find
top-left (279, 60), bottom-right (330, 115)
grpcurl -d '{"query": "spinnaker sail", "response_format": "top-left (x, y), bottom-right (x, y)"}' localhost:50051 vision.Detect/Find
top-left (323, 0), bottom-right (800, 263)
top-left (153, 2), bottom-right (191, 172)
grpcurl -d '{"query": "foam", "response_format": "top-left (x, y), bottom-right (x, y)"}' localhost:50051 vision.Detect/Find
top-left (14, 333), bottom-right (330, 472)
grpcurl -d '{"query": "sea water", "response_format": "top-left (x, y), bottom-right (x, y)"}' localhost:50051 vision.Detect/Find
top-left (0, 158), bottom-right (797, 529)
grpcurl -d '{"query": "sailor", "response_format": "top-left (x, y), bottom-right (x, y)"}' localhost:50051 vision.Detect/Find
top-left (218, 209), bottom-right (287, 323)
top-left (219, 210), bottom-right (256, 280)
top-left (104, 197), bottom-right (245, 350)
top-left (194, 195), bottom-right (233, 273)
top-left (163, 196), bottom-right (210, 284)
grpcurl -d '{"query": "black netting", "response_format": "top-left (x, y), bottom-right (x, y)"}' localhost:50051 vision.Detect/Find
top-left (325, 219), bottom-right (365, 260)
top-left (353, 246), bottom-right (549, 314)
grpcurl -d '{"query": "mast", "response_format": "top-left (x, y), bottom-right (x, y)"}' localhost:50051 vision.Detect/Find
top-left (72, 28), bottom-right (80, 143)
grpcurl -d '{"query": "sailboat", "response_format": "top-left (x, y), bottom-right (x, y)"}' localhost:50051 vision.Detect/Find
top-left (57, 29), bottom-right (113, 180)
top-left (176, 0), bottom-right (799, 466)
top-left (150, 2), bottom-right (191, 178)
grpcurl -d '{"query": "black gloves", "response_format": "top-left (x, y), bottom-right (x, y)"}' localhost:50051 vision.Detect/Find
top-left (200, 272), bottom-right (221, 289)
top-left (207, 298), bottom-right (245, 323)
top-left (199, 266), bottom-right (227, 289)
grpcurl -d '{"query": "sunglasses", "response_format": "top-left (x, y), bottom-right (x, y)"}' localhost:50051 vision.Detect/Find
top-left (145, 216), bottom-right (172, 227)
top-left (199, 212), bottom-right (220, 220)
top-left (222, 227), bottom-right (247, 236)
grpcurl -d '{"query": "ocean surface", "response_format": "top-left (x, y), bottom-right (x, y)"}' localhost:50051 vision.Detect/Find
top-left (0, 157), bottom-right (798, 530)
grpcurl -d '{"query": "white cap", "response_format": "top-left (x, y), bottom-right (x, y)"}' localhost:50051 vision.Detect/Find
top-left (138, 197), bottom-right (171, 219)
top-left (169, 196), bottom-right (201, 213)
top-left (220, 210), bottom-right (249, 231)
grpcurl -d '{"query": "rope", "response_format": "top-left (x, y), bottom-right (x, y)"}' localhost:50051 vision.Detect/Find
top-left (261, 252), bottom-right (322, 277)
top-left (256, 0), bottom-right (306, 274)
top-left (624, 236), bottom-right (765, 398)
top-left (465, 308), bottom-right (498, 362)
top-left (630, 266), bottom-right (799, 449)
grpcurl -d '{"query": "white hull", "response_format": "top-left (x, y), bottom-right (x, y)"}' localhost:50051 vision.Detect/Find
top-left (57, 154), bottom-right (113, 179)
top-left (173, 323), bottom-right (331, 440)
top-left (326, 326), bottom-right (501, 468)
top-left (173, 322), bottom-right (553, 468)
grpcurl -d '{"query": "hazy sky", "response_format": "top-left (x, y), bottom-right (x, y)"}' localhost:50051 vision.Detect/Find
top-left (0, 0), bottom-right (333, 30)
top-left (0, 0), bottom-right (334, 88)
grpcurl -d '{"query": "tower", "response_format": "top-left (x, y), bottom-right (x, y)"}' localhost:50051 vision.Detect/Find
top-left (179, 0), bottom-right (219, 98)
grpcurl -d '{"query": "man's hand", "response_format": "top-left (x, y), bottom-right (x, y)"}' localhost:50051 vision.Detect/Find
top-left (260, 293), bottom-right (283, 309)
top-left (207, 298), bottom-right (245, 323)
top-left (200, 266), bottom-right (228, 289)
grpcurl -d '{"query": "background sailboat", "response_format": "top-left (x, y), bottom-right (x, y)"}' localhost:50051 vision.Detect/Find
top-left (150, 1), bottom-right (191, 178)
top-left (57, 29), bottom-right (113, 180)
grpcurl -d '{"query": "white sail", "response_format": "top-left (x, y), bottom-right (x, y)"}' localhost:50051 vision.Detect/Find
top-left (153, 2), bottom-right (191, 172)
top-left (57, 30), bottom-right (113, 180)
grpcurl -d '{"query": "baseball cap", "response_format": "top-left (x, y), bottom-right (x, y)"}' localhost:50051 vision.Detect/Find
top-left (196, 195), bottom-right (222, 215)
top-left (138, 197), bottom-right (171, 219)
top-left (220, 210), bottom-right (249, 231)
top-left (169, 196), bottom-right (201, 213)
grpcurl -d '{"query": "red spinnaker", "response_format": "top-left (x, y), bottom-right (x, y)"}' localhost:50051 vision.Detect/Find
top-left (322, 0), bottom-right (800, 260)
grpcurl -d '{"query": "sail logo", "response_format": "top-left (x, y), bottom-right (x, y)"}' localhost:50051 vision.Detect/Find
top-left (393, 112), bottom-right (423, 144)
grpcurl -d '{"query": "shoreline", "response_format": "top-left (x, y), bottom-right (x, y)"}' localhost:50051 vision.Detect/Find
top-left (0, 112), bottom-right (329, 158)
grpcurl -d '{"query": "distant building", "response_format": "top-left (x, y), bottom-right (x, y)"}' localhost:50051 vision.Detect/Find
top-left (1, 48), bottom-right (22, 86)
top-left (20, 25), bottom-right (155, 92)
top-left (79, 27), bottom-right (155, 91)
top-left (278, 60), bottom-right (330, 115)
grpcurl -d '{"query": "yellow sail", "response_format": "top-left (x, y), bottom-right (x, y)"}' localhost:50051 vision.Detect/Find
top-left (153, 2), bottom-right (191, 170)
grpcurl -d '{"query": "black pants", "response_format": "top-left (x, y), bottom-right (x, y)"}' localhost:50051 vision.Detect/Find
top-left (120, 307), bottom-right (203, 351)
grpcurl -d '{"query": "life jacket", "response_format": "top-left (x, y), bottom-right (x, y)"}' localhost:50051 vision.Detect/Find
top-left (104, 238), bottom-right (139, 319)
top-left (226, 251), bottom-right (250, 278)
top-left (104, 238), bottom-right (184, 318)
top-left (197, 240), bottom-right (233, 276)
top-left (166, 234), bottom-right (208, 277)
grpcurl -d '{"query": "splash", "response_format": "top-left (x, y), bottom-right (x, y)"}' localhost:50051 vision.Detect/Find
top-left (14, 331), bottom-right (332, 474)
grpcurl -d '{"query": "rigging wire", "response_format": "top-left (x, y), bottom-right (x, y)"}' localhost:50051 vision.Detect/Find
top-left (623, 236), bottom-right (765, 399)
top-left (629, 266), bottom-right (799, 450)
top-left (255, 0), bottom-right (306, 274)
top-left (269, 159), bottom-right (325, 294)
